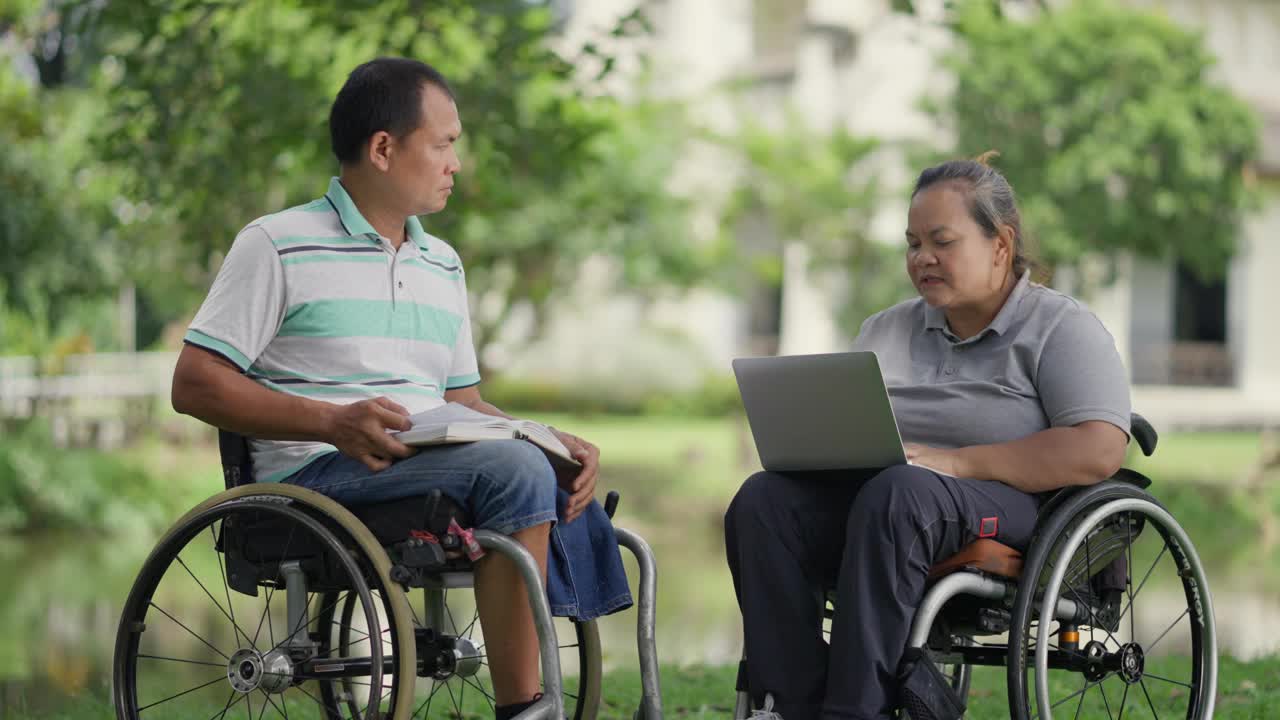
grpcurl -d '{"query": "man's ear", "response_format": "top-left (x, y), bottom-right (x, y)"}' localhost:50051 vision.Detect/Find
top-left (367, 131), bottom-right (393, 172)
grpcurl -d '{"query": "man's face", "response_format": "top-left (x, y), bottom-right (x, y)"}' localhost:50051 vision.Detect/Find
top-left (387, 83), bottom-right (462, 215)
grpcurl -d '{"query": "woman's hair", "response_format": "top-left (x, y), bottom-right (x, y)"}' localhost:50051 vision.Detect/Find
top-left (911, 151), bottom-right (1037, 278)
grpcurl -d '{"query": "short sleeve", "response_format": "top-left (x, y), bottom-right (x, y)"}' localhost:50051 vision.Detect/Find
top-left (184, 225), bottom-right (286, 371)
top-left (851, 315), bottom-right (875, 352)
top-left (1035, 309), bottom-right (1131, 435)
top-left (445, 266), bottom-right (481, 389)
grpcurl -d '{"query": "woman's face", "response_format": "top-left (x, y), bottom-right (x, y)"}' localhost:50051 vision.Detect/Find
top-left (905, 183), bottom-right (1011, 310)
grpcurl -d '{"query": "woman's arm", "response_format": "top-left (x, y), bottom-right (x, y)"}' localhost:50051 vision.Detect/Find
top-left (907, 420), bottom-right (1128, 493)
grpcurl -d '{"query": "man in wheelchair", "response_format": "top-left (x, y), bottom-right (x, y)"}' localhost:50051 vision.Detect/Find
top-left (725, 155), bottom-right (1216, 719)
top-left (164, 57), bottom-right (633, 719)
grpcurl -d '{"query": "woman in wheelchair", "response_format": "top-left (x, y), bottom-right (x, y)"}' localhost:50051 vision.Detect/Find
top-left (724, 153), bottom-right (1137, 720)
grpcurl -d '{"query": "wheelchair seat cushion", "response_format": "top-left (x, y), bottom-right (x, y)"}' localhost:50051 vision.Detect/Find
top-left (928, 538), bottom-right (1023, 580)
top-left (349, 492), bottom-right (474, 546)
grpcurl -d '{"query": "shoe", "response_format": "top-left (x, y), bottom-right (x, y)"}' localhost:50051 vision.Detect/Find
top-left (749, 693), bottom-right (784, 719)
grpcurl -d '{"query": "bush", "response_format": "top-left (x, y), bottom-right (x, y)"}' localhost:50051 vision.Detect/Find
top-left (0, 420), bottom-right (176, 534)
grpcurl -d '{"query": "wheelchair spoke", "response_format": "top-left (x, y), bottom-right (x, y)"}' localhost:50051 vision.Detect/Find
top-left (1118, 545), bottom-right (1167, 627)
top-left (148, 601), bottom-right (230, 660)
top-left (265, 592), bottom-right (336, 659)
top-left (137, 674), bottom-right (226, 713)
top-left (1034, 678), bottom-right (1101, 719)
top-left (137, 653), bottom-right (227, 669)
top-left (176, 553), bottom-right (254, 651)
top-left (1146, 608), bottom-right (1189, 655)
top-left (1098, 678), bottom-right (1115, 720)
top-left (1060, 580), bottom-right (1120, 650)
top-left (461, 607), bottom-right (480, 639)
top-left (358, 687), bottom-right (391, 719)
top-left (414, 679), bottom-right (444, 718)
top-left (1072, 677), bottom-right (1088, 720)
top-left (459, 666), bottom-right (468, 714)
top-left (443, 589), bottom-right (461, 636)
top-left (462, 675), bottom-right (496, 711)
top-left (1139, 678), bottom-right (1162, 720)
top-left (251, 585), bottom-right (275, 649)
top-left (1117, 680), bottom-right (1130, 720)
top-left (1143, 672), bottom-right (1192, 689)
top-left (285, 680), bottom-right (330, 714)
top-left (208, 689), bottom-right (245, 720)
top-left (446, 673), bottom-right (462, 716)
top-left (260, 688), bottom-right (288, 720)
top-left (210, 525), bottom-right (252, 651)
top-left (253, 689), bottom-right (272, 720)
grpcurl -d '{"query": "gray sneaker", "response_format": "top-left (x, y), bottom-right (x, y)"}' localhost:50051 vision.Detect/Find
top-left (749, 693), bottom-right (784, 719)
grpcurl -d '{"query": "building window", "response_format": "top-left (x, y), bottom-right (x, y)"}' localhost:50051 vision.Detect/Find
top-left (1168, 261), bottom-right (1233, 386)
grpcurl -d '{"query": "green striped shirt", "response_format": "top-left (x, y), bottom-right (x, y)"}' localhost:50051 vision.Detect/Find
top-left (185, 178), bottom-right (481, 482)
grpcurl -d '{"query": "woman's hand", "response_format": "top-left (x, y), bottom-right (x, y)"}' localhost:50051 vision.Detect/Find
top-left (904, 443), bottom-right (968, 478)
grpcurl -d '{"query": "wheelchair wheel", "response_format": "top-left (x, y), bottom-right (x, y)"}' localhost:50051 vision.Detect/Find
top-left (114, 484), bottom-right (419, 720)
top-left (319, 584), bottom-right (603, 719)
top-left (1007, 482), bottom-right (1216, 720)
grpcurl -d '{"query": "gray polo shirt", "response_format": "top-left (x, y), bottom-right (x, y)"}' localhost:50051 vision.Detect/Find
top-left (853, 272), bottom-right (1131, 450)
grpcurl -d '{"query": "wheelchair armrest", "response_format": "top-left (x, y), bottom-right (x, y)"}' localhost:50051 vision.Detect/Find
top-left (1131, 412), bottom-right (1158, 457)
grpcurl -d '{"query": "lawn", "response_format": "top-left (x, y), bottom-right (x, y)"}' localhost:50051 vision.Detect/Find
top-left (11, 656), bottom-right (1277, 719)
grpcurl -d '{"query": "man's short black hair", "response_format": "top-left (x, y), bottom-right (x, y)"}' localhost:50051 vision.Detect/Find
top-left (329, 57), bottom-right (455, 166)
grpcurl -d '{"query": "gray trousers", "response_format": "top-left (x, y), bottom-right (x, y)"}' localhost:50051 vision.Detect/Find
top-left (724, 464), bottom-right (1040, 719)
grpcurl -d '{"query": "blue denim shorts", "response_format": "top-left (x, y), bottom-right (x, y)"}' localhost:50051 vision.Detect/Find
top-left (284, 439), bottom-right (633, 620)
top-left (286, 439), bottom-right (558, 535)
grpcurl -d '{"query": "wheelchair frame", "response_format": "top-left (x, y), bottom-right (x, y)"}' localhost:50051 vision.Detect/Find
top-left (113, 431), bottom-right (665, 720)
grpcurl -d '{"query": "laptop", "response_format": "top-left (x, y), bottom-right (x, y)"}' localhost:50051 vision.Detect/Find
top-left (731, 351), bottom-right (909, 472)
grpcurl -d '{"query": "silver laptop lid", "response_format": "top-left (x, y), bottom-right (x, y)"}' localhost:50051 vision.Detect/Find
top-left (732, 351), bottom-right (907, 472)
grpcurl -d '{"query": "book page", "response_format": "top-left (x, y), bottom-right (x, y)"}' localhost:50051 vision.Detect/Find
top-left (405, 402), bottom-right (513, 430)
top-left (515, 420), bottom-right (577, 465)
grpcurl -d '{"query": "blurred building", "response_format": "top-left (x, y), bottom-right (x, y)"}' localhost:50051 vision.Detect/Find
top-left (524, 0), bottom-right (1280, 429)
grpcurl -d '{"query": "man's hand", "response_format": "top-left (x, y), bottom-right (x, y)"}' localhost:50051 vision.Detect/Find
top-left (551, 428), bottom-right (600, 524)
top-left (324, 397), bottom-right (416, 472)
top-left (903, 443), bottom-right (967, 478)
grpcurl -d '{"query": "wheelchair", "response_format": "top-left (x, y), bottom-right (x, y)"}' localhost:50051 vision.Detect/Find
top-left (733, 413), bottom-right (1218, 719)
top-left (112, 430), bottom-right (664, 720)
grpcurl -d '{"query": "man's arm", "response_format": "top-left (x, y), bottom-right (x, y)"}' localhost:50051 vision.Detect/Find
top-left (173, 344), bottom-right (415, 471)
top-left (444, 384), bottom-right (600, 523)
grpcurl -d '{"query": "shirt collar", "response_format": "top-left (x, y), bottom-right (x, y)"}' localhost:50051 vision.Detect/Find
top-left (924, 270), bottom-right (1032, 341)
top-left (324, 177), bottom-right (431, 250)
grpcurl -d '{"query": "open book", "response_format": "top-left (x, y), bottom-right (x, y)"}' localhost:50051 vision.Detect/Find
top-left (394, 402), bottom-right (581, 470)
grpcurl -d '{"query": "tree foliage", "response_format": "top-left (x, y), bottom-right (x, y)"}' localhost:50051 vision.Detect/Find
top-left (937, 0), bottom-right (1259, 279)
top-left (3, 0), bottom-right (708, 361)
top-left (721, 118), bottom-right (908, 335)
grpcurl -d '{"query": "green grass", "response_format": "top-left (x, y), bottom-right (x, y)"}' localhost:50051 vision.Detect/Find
top-left (9, 656), bottom-right (1278, 719)
top-left (1126, 431), bottom-right (1265, 486)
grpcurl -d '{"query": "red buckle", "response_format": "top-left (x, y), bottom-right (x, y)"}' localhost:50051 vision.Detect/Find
top-left (448, 518), bottom-right (486, 561)
top-left (979, 517), bottom-right (999, 538)
top-left (410, 529), bottom-right (440, 544)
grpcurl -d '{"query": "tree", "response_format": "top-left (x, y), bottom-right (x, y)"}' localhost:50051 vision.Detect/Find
top-left (720, 117), bottom-right (908, 337)
top-left (54, 0), bottom-right (707, 361)
top-left (934, 0), bottom-right (1259, 280)
top-left (0, 2), bottom-right (123, 343)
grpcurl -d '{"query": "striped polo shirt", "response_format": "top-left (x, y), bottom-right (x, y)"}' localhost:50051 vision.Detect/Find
top-left (185, 177), bottom-right (480, 482)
